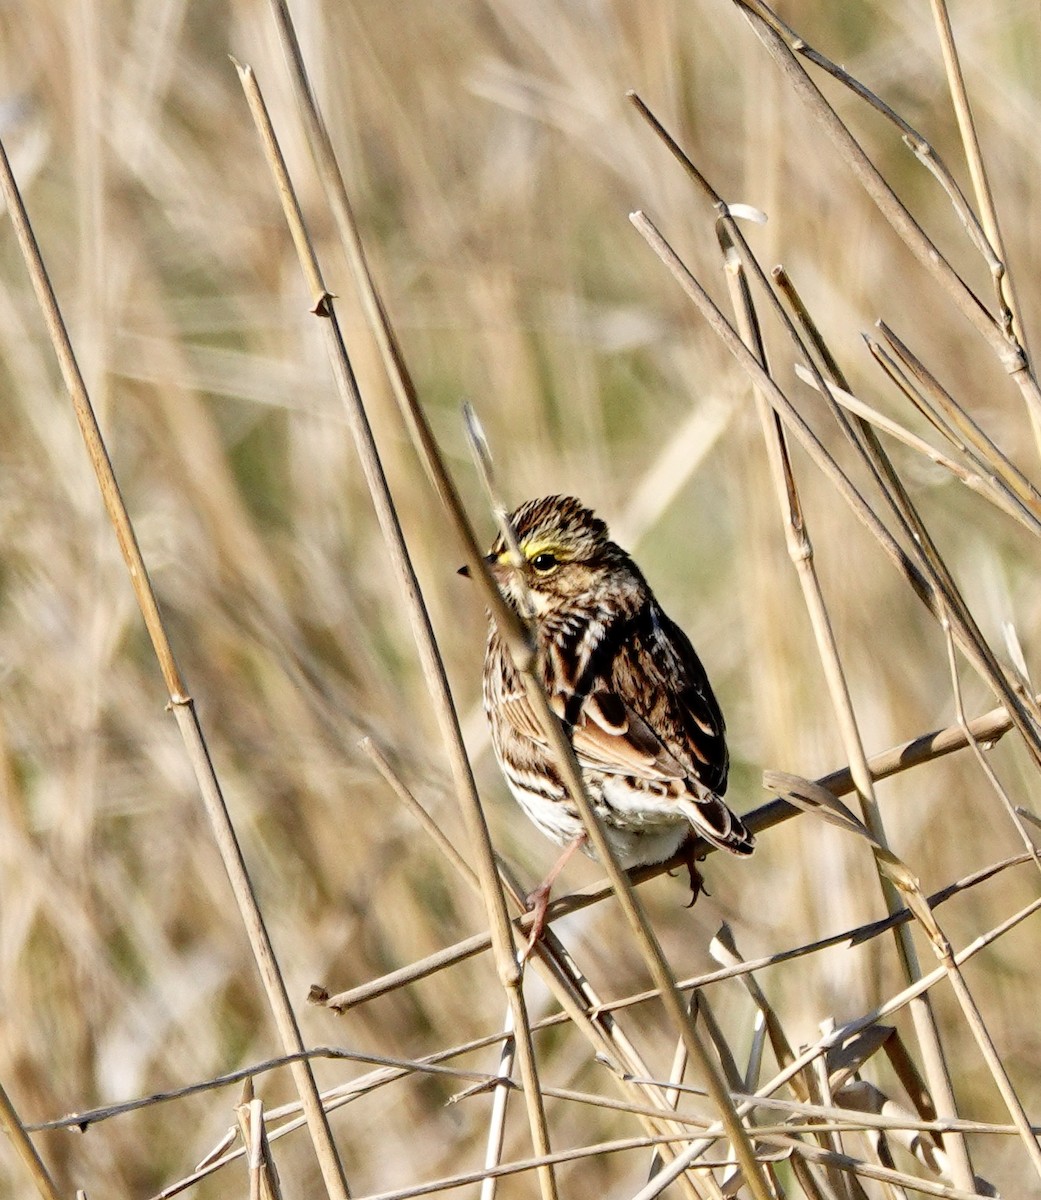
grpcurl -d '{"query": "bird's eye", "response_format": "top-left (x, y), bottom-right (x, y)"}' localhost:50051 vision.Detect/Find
top-left (530, 552), bottom-right (559, 574)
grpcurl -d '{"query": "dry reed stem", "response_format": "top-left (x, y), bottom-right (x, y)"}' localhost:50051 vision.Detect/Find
top-left (235, 1087), bottom-right (283, 1200)
top-left (734, 0), bottom-right (997, 278)
top-left (791, 366), bottom-right (1041, 536)
top-left (733, 0), bottom-right (1037, 413)
top-left (0, 1080), bottom-right (62, 1200)
top-left (0, 111), bottom-right (351, 1200)
top-left (478, 1003), bottom-right (515, 1200)
top-left (926, 0), bottom-right (1041, 456)
top-left (65, 896), bottom-right (1041, 1200)
top-left (624, 890), bottom-right (1041, 1200)
top-left (250, 10), bottom-right (775, 1194)
top-left (273, 868), bottom-right (1034, 1199)
top-left (927, 613), bottom-right (1041, 1175)
top-left (715, 210), bottom-right (975, 1190)
top-left (874, 324), bottom-right (1041, 536)
top-left (232, 56), bottom-right (562, 1200)
top-left (633, 65), bottom-right (1036, 850)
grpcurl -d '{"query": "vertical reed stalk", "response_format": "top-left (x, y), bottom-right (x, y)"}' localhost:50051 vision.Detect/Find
top-left (0, 125), bottom-right (352, 1200)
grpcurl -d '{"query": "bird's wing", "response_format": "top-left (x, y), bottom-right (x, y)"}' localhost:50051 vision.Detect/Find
top-left (607, 601), bottom-right (729, 794)
top-left (539, 600), bottom-right (725, 789)
top-left (492, 652), bottom-right (681, 773)
top-left (493, 601), bottom-right (727, 792)
top-left (564, 686), bottom-right (690, 780)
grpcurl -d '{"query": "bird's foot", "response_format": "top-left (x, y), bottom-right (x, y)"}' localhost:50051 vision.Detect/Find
top-left (518, 831), bottom-right (587, 961)
top-left (520, 883), bottom-right (553, 961)
top-left (679, 840), bottom-right (709, 908)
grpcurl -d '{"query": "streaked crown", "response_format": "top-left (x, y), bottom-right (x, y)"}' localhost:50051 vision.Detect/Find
top-left (497, 495), bottom-right (608, 560)
top-left (486, 495), bottom-right (637, 612)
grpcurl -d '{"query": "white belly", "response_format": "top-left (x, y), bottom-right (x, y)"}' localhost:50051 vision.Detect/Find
top-left (508, 778), bottom-right (689, 868)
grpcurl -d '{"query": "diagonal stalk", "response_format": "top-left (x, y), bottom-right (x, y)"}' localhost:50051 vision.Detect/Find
top-left (233, 59), bottom-right (559, 1200)
top-left (927, 0), bottom-right (1041, 460)
top-left (0, 118), bottom-right (351, 1200)
top-left (716, 217), bottom-right (976, 1191)
top-left (0, 1080), bottom-right (62, 1200)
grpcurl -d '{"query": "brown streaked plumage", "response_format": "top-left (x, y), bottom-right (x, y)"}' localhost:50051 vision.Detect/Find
top-left (480, 495), bottom-right (754, 890)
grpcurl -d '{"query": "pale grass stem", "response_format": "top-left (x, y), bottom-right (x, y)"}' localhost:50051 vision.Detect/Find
top-left (235, 1084), bottom-right (283, 1200)
top-left (732, 0), bottom-right (1038, 414)
top-left (249, 10), bottom-right (776, 1196)
top-left (874, 323), bottom-right (1041, 537)
top-left (0, 108), bottom-right (351, 1200)
top-left (713, 212), bottom-right (975, 1190)
top-left (232, 57), bottom-right (559, 1200)
top-left (926, 0), bottom-right (1041, 457)
top-left (0, 1082), bottom-right (62, 1200)
top-left (791, 364), bottom-right (1041, 537)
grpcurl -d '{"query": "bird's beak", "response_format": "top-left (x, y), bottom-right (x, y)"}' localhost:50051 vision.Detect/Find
top-left (458, 553), bottom-right (499, 578)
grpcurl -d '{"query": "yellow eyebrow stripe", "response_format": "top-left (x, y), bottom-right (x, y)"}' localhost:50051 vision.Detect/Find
top-left (494, 541), bottom-right (570, 565)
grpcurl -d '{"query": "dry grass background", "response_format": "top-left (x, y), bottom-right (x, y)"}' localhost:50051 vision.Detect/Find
top-left (2, 1), bottom-right (1041, 1197)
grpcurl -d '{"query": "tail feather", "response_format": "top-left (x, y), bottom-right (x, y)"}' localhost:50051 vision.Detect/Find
top-left (677, 794), bottom-right (755, 856)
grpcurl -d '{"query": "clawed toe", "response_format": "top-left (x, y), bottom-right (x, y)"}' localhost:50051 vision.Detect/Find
top-left (520, 884), bottom-right (552, 961)
top-left (681, 841), bottom-right (709, 907)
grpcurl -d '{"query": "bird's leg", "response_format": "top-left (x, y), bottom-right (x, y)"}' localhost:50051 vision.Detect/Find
top-left (520, 831), bottom-right (587, 960)
top-left (679, 837), bottom-right (708, 908)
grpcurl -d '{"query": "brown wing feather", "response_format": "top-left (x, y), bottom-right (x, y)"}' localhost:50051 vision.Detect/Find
top-left (569, 697), bottom-right (685, 778)
top-left (495, 599), bottom-right (727, 793)
top-left (610, 601), bottom-right (729, 794)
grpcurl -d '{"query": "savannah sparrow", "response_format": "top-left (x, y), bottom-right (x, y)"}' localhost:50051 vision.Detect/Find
top-left (478, 495), bottom-right (754, 926)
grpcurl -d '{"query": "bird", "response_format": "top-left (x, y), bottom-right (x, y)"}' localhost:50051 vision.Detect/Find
top-left (474, 495), bottom-right (754, 952)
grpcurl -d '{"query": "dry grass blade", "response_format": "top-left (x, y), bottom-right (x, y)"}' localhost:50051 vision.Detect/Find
top-left (0, 99), bottom-right (351, 1200)
top-left (791, 365), bottom-right (1041, 535)
top-left (478, 1004), bottom-right (516, 1200)
top-left (236, 1087), bottom-right (283, 1200)
top-left (731, 0), bottom-right (1031, 391)
top-left (838, 1082), bottom-right (956, 1188)
top-left (874, 323), bottom-right (1041, 533)
top-left (735, 0), bottom-right (997, 276)
top-left (926, 0), bottom-right (1040, 456)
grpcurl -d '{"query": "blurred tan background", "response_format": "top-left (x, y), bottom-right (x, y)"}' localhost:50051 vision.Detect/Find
top-left (1, 1), bottom-right (1040, 1196)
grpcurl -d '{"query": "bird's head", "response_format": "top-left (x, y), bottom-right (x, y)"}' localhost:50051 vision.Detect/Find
top-left (474, 495), bottom-right (636, 617)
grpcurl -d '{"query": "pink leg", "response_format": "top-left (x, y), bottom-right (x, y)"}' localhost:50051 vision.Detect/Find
top-left (521, 832), bottom-right (587, 960)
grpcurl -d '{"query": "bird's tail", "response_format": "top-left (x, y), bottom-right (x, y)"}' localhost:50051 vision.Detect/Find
top-left (676, 792), bottom-right (755, 856)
